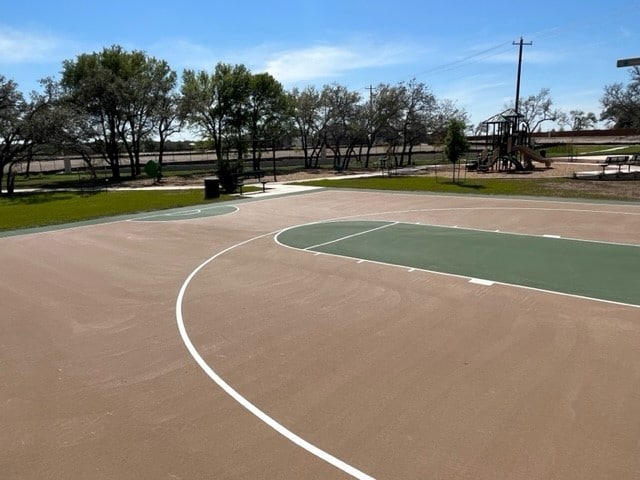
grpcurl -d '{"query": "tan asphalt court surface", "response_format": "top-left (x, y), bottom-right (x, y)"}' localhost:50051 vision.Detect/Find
top-left (1, 186), bottom-right (640, 479)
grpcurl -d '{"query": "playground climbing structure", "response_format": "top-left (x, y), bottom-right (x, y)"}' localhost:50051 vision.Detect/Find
top-left (473, 109), bottom-right (551, 172)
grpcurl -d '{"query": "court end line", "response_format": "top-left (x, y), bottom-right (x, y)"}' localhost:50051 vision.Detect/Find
top-left (176, 233), bottom-right (376, 480)
top-left (470, 278), bottom-right (495, 286)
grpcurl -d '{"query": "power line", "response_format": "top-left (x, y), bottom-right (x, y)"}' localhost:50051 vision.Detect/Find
top-left (409, 40), bottom-right (513, 79)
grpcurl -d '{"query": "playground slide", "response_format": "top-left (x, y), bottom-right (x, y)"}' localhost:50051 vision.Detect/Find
top-left (480, 149), bottom-right (500, 169)
top-left (515, 145), bottom-right (551, 167)
top-left (509, 157), bottom-right (524, 171)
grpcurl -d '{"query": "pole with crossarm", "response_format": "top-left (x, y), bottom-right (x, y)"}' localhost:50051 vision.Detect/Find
top-left (513, 37), bottom-right (532, 116)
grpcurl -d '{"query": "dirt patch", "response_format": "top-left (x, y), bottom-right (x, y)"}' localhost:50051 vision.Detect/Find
top-left (537, 178), bottom-right (640, 201)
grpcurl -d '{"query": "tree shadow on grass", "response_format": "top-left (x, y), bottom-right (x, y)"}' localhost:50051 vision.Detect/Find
top-left (439, 181), bottom-right (486, 190)
top-left (2, 192), bottom-right (81, 204)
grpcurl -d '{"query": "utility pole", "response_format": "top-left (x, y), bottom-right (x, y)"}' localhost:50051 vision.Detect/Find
top-left (366, 85), bottom-right (375, 108)
top-left (513, 37), bottom-right (532, 116)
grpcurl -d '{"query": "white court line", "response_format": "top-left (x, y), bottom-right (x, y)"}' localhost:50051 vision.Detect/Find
top-left (275, 220), bottom-right (640, 309)
top-left (176, 232), bottom-right (376, 480)
top-left (284, 242), bottom-right (640, 309)
top-left (305, 222), bottom-right (397, 251)
top-left (133, 205), bottom-right (239, 222)
top-left (470, 278), bottom-right (495, 286)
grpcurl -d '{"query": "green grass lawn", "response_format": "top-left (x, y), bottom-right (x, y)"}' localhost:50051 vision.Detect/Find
top-left (544, 144), bottom-right (640, 157)
top-left (1, 169), bottom-right (637, 233)
top-left (295, 175), bottom-right (636, 200)
top-left (0, 189), bottom-right (229, 232)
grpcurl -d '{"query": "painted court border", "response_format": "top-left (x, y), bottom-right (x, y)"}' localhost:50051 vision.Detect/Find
top-left (276, 220), bottom-right (640, 307)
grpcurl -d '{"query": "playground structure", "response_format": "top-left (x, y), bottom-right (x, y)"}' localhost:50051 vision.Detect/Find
top-left (471, 109), bottom-right (551, 172)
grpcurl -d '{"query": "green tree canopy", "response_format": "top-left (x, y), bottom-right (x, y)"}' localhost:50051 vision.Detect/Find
top-left (444, 118), bottom-right (469, 183)
top-left (600, 66), bottom-right (640, 128)
top-left (61, 45), bottom-right (177, 179)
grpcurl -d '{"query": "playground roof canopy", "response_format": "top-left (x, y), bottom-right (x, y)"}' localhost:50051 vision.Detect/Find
top-left (481, 108), bottom-right (524, 125)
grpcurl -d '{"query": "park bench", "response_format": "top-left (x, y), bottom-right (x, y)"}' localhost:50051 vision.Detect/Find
top-left (231, 170), bottom-right (268, 195)
top-left (627, 154), bottom-right (640, 166)
top-left (601, 155), bottom-right (629, 175)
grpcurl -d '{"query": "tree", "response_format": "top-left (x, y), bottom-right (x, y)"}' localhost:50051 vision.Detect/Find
top-left (289, 86), bottom-right (324, 168)
top-left (118, 54), bottom-right (177, 177)
top-left (600, 66), bottom-right (640, 128)
top-left (155, 92), bottom-right (182, 178)
top-left (34, 78), bottom-right (101, 176)
top-left (429, 99), bottom-right (468, 144)
top-left (61, 45), bottom-right (176, 179)
top-left (320, 83), bottom-right (362, 171)
top-left (507, 88), bottom-right (562, 132)
top-left (0, 76), bottom-right (58, 195)
top-left (569, 110), bottom-right (597, 130)
top-left (363, 84), bottom-right (404, 168)
top-left (246, 72), bottom-right (288, 170)
top-left (393, 79), bottom-right (437, 166)
top-left (444, 118), bottom-right (469, 183)
top-left (180, 63), bottom-right (252, 164)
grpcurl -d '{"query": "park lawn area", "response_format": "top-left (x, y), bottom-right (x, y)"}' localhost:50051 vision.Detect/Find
top-left (296, 175), bottom-right (637, 200)
top-left (0, 189), bottom-right (226, 232)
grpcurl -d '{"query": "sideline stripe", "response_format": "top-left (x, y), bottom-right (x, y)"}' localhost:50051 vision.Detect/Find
top-left (133, 205), bottom-right (239, 222)
top-left (470, 278), bottom-right (495, 286)
top-left (176, 232), bottom-right (376, 480)
top-left (276, 222), bottom-right (640, 309)
top-left (288, 243), bottom-right (640, 309)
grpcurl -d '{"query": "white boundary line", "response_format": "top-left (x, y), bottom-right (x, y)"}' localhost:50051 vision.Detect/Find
top-left (275, 220), bottom-right (640, 309)
top-left (132, 205), bottom-right (239, 222)
top-left (175, 232), bottom-right (376, 480)
top-left (305, 222), bottom-right (397, 250)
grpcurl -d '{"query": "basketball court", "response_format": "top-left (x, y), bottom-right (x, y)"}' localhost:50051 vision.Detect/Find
top-left (2, 188), bottom-right (639, 479)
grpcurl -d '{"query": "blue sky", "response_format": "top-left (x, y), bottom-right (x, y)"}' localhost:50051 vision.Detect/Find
top-left (2, 1), bottom-right (639, 129)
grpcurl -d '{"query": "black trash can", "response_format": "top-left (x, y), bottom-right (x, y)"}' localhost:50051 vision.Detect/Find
top-left (204, 176), bottom-right (220, 199)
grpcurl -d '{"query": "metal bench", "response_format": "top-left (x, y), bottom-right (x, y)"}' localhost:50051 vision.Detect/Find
top-left (601, 155), bottom-right (629, 175)
top-left (231, 170), bottom-right (268, 195)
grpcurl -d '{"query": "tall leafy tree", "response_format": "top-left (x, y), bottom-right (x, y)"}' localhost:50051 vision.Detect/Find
top-left (600, 66), bottom-right (640, 128)
top-left (393, 80), bottom-right (437, 166)
top-left (61, 45), bottom-right (176, 179)
top-left (246, 72), bottom-right (287, 170)
top-left (363, 84), bottom-right (404, 168)
top-left (320, 83), bottom-right (362, 171)
top-left (429, 99), bottom-right (469, 144)
top-left (118, 54), bottom-right (177, 176)
top-left (289, 86), bottom-right (324, 168)
top-left (0, 76), bottom-right (58, 194)
top-left (180, 63), bottom-right (252, 164)
top-left (155, 92), bottom-right (182, 177)
top-left (61, 46), bottom-right (128, 179)
top-left (568, 110), bottom-right (598, 130)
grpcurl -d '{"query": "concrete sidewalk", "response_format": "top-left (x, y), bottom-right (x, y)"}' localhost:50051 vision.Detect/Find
top-left (239, 182), bottom-right (323, 197)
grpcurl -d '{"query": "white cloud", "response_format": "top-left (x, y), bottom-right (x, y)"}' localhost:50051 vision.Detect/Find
top-left (151, 36), bottom-right (424, 86)
top-left (0, 25), bottom-right (64, 63)
top-left (261, 40), bottom-right (420, 84)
